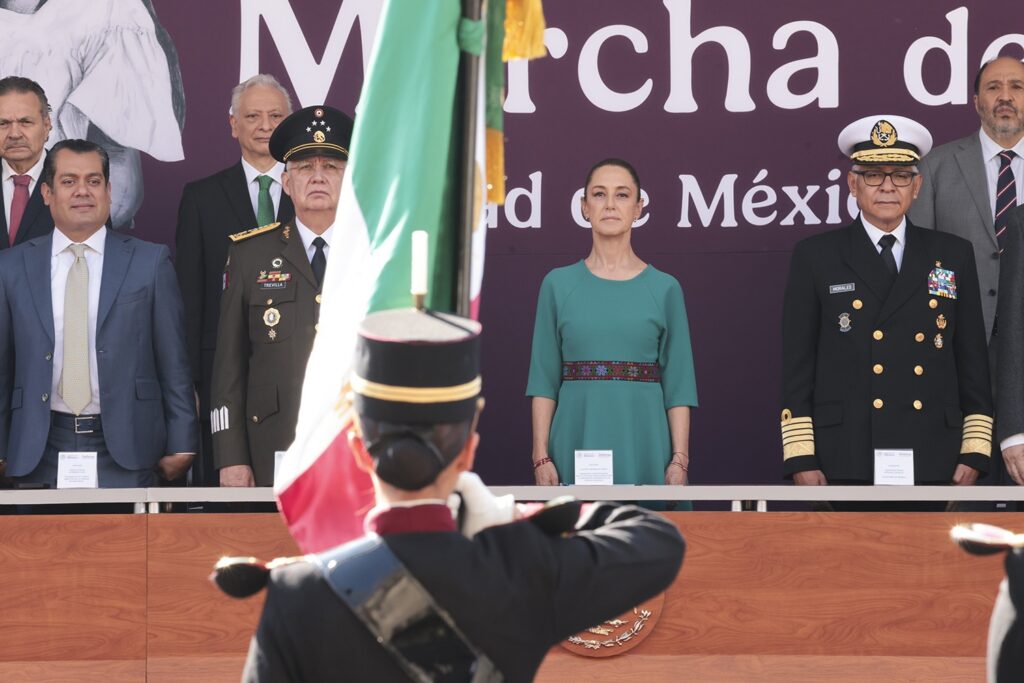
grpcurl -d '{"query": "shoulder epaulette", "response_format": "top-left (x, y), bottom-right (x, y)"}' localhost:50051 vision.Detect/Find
top-left (229, 222), bottom-right (282, 243)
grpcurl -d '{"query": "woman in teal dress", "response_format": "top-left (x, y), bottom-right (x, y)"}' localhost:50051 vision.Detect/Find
top-left (526, 158), bottom-right (698, 495)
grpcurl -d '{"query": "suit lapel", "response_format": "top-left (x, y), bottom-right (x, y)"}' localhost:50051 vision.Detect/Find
top-left (97, 231), bottom-right (133, 330)
top-left (954, 133), bottom-right (997, 248)
top-left (277, 192), bottom-right (294, 223)
top-left (280, 221), bottom-right (318, 289)
top-left (24, 235), bottom-right (55, 343)
top-left (876, 223), bottom-right (929, 326)
top-left (222, 162), bottom-right (258, 229)
top-left (0, 180), bottom-right (7, 240)
top-left (842, 219), bottom-right (894, 302)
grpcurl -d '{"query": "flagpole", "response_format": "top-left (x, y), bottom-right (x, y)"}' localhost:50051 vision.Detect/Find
top-left (455, 0), bottom-right (485, 316)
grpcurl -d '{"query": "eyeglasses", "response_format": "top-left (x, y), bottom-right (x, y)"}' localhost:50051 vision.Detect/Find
top-left (851, 170), bottom-right (919, 187)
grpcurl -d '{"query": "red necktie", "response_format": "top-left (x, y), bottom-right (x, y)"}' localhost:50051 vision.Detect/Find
top-left (8, 175), bottom-right (30, 246)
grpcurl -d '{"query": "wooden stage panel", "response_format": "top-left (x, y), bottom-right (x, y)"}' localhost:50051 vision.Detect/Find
top-left (147, 514), bottom-right (299, 658)
top-left (1, 510), bottom-right (1019, 680)
top-left (0, 515), bottom-right (146, 667)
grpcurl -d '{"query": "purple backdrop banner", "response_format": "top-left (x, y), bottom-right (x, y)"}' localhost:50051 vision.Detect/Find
top-left (84, 1), bottom-right (1023, 484)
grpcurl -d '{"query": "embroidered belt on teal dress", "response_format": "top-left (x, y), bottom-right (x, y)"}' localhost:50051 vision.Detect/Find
top-left (561, 361), bottom-right (661, 382)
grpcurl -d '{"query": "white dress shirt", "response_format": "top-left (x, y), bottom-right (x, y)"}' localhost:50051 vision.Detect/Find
top-left (979, 129), bottom-right (1024, 218)
top-left (241, 158), bottom-right (284, 222)
top-left (1, 155), bottom-right (45, 228)
top-left (295, 218), bottom-right (333, 263)
top-left (861, 215), bottom-right (907, 272)
top-left (50, 227), bottom-right (106, 415)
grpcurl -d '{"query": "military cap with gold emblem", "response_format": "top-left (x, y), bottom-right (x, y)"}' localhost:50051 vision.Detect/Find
top-left (352, 308), bottom-right (482, 491)
top-left (269, 105), bottom-right (355, 163)
top-left (837, 114), bottom-right (933, 165)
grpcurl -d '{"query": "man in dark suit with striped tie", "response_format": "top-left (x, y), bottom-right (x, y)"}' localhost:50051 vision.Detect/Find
top-left (0, 77), bottom-right (55, 251)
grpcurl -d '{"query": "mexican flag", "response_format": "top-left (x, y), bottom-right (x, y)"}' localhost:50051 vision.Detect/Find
top-left (275, 0), bottom-right (544, 554)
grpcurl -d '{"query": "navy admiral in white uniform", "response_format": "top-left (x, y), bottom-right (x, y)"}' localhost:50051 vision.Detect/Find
top-left (781, 115), bottom-right (993, 492)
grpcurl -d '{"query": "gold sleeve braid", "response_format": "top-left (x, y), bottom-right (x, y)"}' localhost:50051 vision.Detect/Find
top-left (961, 414), bottom-right (993, 457)
top-left (781, 409), bottom-right (815, 460)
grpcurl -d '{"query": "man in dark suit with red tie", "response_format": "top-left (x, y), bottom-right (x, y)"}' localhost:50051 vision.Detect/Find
top-left (0, 76), bottom-right (55, 251)
top-left (174, 74), bottom-right (295, 486)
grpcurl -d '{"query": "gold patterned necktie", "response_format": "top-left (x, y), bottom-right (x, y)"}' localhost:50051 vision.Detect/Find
top-left (60, 243), bottom-right (91, 415)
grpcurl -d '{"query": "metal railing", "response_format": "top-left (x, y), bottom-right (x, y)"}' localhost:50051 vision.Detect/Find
top-left (3, 485), bottom-right (1023, 513)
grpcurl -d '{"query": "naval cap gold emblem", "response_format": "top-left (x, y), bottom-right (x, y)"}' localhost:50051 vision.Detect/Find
top-left (870, 120), bottom-right (898, 148)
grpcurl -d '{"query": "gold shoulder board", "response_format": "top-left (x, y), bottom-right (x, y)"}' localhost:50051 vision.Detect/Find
top-left (229, 222), bottom-right (282, 243)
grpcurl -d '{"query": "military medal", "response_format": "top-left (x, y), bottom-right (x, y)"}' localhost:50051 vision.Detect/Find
top-left (838, 312), bottom-right (852, 333)
top-left (263, 307), bottom-right (281, 327)
top-left (272, 257), bottom-right (283, 268)
top-left (936, 314), bottom-right (947, 330)
top-left (934, 333), bottom-right (944, 349)
top-left (927, 265), bottom-right (957, 299)
top-left (257, 270), bottom-right (292, 289)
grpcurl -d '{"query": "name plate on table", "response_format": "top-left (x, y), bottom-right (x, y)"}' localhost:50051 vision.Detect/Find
top-left (874, 449), bottom-right (914, 486)
top-left (57, 451), bottom-right (98, 489)
top-left (575, 450), bottom-right (613, 485)
top-left (274, 450), bottom-right (287, 484)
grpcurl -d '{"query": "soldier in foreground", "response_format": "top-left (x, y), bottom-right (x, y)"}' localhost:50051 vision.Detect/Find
top-left (227, 308), bottom-right (685, 682)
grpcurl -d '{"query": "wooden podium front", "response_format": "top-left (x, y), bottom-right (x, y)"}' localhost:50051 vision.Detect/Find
top-left (0, 512), bottom-right (1014, 681)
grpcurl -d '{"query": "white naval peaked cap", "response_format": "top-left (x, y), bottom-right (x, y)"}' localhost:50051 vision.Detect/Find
top-left (837, 115), bottom-right (933, 164)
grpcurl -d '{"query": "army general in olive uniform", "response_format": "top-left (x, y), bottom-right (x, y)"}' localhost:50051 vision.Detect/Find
top-left (781, 115), bottom-right (993, 488)
top-left (210, 106), bottom-right (354, 487)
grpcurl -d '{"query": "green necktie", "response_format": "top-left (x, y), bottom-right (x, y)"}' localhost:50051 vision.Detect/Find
top-left (256, 175), bottom-right (275, 226)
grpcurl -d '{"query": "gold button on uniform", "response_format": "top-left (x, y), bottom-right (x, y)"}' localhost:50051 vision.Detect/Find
top-left (929, 299), bottom-right (938, 309)
top-left (915, 332), bottom-right (925, 342)
top-left (266, 298), bottom-right (273, 305)
top-left (873, 399), bottom-right (884, 409)
top-left (852, 299), bottom-right (863, 310)
top-left (252, 415), bottom-right (259, 423)
top-left (914, 365), bottom-right (923, 376)
top-left (913, 400), bottom-right (923, 410)
top-left (873, 330), bottom-right (884, 340)
top-left (873, 364), bottom-right (884, 374)
top-left (315, 294), bottom-right (322, 304)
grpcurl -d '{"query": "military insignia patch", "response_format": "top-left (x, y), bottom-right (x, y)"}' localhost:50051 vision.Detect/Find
top-left (263, 307), bottom-right (281, 327)
top-left (934, 333), bottom-right (944, 349)
top-left (829, 283), bottom-right (855, 294)
top-left (927, 267), bottom-right (957, 299)
top-left (870, 120), bottom-right (897, 148)
top-left (313, 130), bottom-right (326, 143)
top-left (936, 314), bottom-right (947, 330)
top-left (272, 257), bottom-right (283, 268)
top-left (838, 312), bottom-right (852, 333)
top-left (257, 270), bottom-right (292, 289)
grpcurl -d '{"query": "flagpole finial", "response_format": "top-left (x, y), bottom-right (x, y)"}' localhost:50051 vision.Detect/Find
top-left (411, 230), bottom-right (428, 310)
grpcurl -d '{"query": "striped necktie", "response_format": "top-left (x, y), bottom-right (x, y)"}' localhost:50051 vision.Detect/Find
top-left (995, 150), bottom-right (1017, 253)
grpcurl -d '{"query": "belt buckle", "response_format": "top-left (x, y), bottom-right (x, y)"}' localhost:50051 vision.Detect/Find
top-left (74, 416), bottom-right (94, 434)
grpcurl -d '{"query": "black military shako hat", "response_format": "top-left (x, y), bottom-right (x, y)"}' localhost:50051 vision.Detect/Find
top-left (269, 105), bottom-right (354, 163)
top-left (352, 309), bottom-right (482, 424)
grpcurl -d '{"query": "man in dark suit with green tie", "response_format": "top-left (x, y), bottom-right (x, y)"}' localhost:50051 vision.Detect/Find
top-left (174, 74), bottom-right (295, 486)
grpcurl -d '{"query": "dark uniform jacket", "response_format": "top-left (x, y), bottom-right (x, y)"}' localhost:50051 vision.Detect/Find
top-left (0, 178), bottom-right (53, 249)
top-left (174, 162), bottom-right (294, 431)
top-left (996, 206), bottom-right (1024, 442)
top-left (242, 503), bottom-right (685, 683)
top-left (781, 218), bottom-right (993, 482)
top-left (209, 219), bottom-right (319, 485)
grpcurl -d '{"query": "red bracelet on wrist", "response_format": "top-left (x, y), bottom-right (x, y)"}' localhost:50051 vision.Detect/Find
top-left (533, 457), bottom-right (552, 470)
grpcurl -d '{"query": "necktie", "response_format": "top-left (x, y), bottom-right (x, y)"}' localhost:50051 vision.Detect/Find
top-left (61, 244), bottom-right (91, 415)
top-left (996, 150), bottom-right (1018, 253)
top-left (878, 234), bottom-right (898, 279)
top-left (311, 236), bottom-right (327, 287)
top-left (8, 175), bottom-right (30, 246)
top-left (255, 175), bottom-right (275, 226)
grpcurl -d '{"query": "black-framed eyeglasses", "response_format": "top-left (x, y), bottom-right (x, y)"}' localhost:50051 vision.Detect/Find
top-left (851, 170), bottom-right (919, 187)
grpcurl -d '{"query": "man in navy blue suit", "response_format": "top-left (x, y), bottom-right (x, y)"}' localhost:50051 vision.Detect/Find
top-left (0, 139), bottom-right (197, 487)
top-left (0, 76), bottom-right (55, 250)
